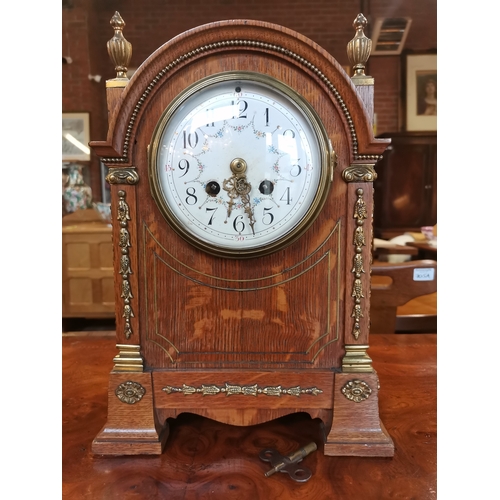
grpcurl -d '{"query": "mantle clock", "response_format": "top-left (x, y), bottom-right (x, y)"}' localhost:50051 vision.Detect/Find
top-left (90, 12), bottom-right (394, 457)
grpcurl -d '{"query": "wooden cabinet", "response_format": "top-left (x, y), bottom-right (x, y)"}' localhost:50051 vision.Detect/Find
top-left (373, 132), bottom-right (437, 238)
top-left (62, 209), bottom-right (115, 318)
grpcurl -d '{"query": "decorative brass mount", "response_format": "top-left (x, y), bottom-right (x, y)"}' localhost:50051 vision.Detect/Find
top-left (342, 344), bottom-right (373, 373)
top-left (117, 190), bottom-right (134, 339)
top-left (115, 381), bottom-right (146, 404)
top-left (342, 164), bottom-right (377, 183)
top-left (107, 11), bottom-right (132, 87)
top-left (347, 13), bottom-right (374, 85)
top-left (341, 379), bottom-right (372, 402)
top-left (113, 344), bottom-right (143, 372)
top-left (163, 382), bottom-right (323, 397)
top-left (106, 167), bottom-right (139, 185)
top-left (350, 188), bottom-right (367, 340)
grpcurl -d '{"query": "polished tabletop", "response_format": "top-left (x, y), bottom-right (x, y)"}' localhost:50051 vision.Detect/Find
top-left (62, 333), bottom-right (437, 499)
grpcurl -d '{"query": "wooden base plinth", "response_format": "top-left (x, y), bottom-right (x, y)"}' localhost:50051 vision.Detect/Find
top-left (324, 371), bottom-right (394, 457)
top-left (93, 369), bottom-right (393, 457)
top-left (92, 371), bottom-right (169, 455)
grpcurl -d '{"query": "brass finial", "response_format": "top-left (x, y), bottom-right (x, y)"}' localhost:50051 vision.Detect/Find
top-left (347, 13), bottom-right (372, 79)
top-left (107, 11), bottom-right (132, 86)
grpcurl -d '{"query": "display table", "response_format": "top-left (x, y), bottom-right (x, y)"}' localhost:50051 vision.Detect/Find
top-left (62, 209), bottom-right (115, 319)
top-left (62, 333), bottom-right (437, 499)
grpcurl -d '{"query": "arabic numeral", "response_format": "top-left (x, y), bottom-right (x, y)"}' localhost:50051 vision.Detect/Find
top-left (233, 215), bottom-right (245, 233)
top-left (183, 130), bottom-right (199, 149)
top-left (239, 101), bottom-right (248, 118)
top-left (280, 187), bottom-right (291, 205)
top-left (206, 207), bottom-right (218, 225)
top-left (290, 164), bottom-right (302, 177)
top-left (178, 159), bottom-right (190, 177)
top-left (232, 100), bottom-right (248, 119)
top-left (185, 187), bottom-right (197, 205)
top-left (262, 207), bottom-right (274, 225)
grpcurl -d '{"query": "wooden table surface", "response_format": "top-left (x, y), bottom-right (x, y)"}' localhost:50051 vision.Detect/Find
top-left (62, 334), bottom-right (437, 499)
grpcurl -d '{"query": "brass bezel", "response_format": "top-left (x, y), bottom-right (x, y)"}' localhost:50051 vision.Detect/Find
top-left (148, 71), bottom-right (333, 259)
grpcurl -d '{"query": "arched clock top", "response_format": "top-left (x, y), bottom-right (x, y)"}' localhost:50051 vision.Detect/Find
top-left (92, 16), bottom-right (388, 167)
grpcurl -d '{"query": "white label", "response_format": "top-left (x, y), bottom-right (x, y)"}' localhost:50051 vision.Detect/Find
top-left (413, 268), bottom-right (435, 281)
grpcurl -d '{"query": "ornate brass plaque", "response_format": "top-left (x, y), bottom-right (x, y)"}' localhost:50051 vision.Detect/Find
top-left (163, 382), bottom-right (323, 397)
top-left (115, 381), bottom-right (146, 404)
top-left (341, 379), bottom-right (372, 403)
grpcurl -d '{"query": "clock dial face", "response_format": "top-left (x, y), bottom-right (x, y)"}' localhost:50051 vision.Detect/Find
top-left (149, 72), bottom-right (331, 257)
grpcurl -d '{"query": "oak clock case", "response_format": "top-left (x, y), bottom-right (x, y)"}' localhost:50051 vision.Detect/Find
top-left (91, 14), bottom-right (394, 458)
top-left (149, 72), bottom-right (333, 258)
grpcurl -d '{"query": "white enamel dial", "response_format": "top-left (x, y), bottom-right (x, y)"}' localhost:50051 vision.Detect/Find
top-left (149, 72), bottom-right (332, 257)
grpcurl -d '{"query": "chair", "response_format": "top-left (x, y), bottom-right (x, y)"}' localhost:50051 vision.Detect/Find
top-left (370, 259), bottom-right (437, 333)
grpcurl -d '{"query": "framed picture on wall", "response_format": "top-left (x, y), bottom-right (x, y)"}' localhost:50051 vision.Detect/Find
top-left (403, 52), bottom-right (437, 132)
top-left (62, 112), bottom-right (90, 161)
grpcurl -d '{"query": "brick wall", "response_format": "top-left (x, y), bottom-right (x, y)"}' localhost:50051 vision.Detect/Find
top-left (62, 0), bottom-right (437, 200)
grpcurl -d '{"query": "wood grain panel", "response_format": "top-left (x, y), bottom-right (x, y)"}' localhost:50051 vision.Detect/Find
top-left (142, 219), bottom-right (342, 369)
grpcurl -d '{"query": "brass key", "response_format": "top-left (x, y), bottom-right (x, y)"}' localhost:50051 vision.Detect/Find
top-left (259, 442), bottom-right (317, 482)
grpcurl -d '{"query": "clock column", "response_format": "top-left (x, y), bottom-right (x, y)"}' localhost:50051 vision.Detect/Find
top-left (91, 12), bottom-right (168, 455)
top-left (325, 14), bottom-right (394, 456)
